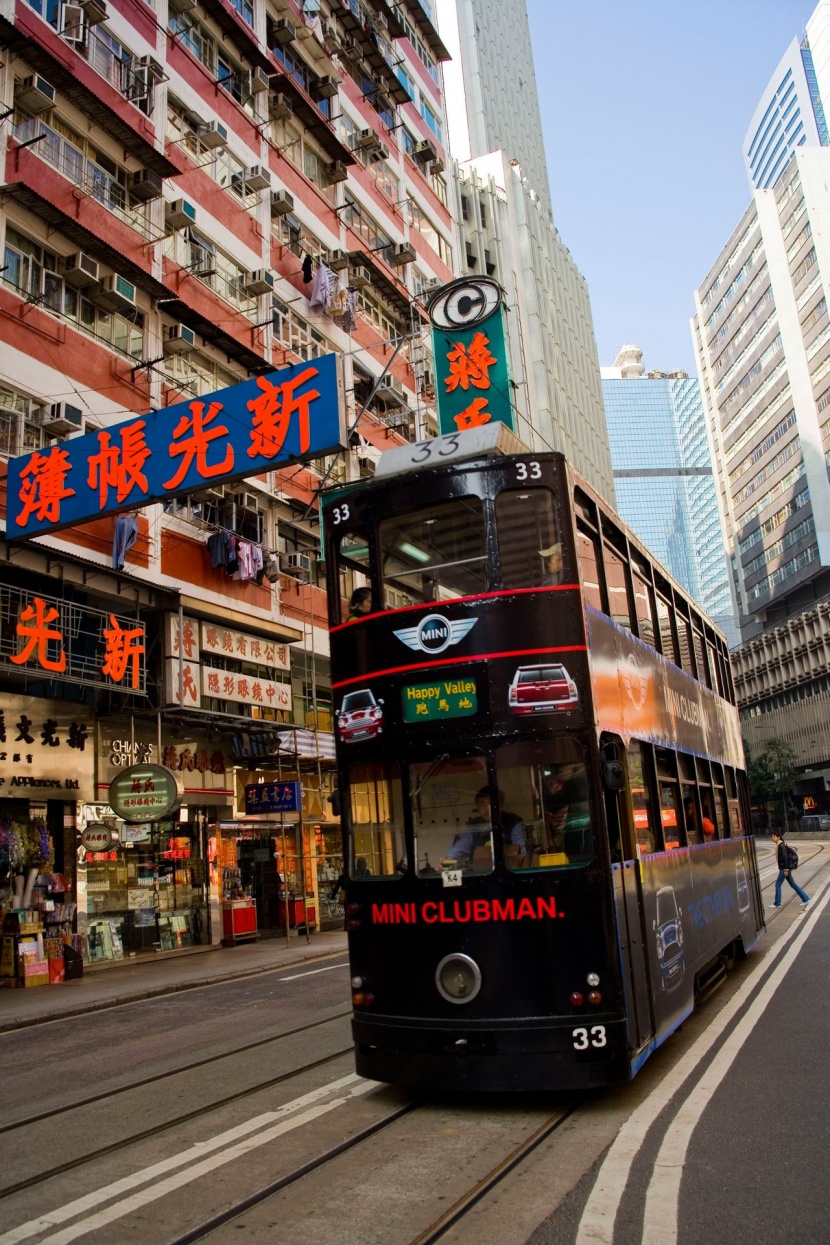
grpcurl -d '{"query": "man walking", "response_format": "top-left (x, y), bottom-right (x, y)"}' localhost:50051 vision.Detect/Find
top-left (769, 832), bottom-right (810, 910)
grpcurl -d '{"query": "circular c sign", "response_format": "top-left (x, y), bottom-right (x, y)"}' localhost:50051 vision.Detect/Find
top-left (108, 764), bottom-right (181, 824)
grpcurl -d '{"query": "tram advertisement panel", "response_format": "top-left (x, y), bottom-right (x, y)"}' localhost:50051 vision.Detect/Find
top-left (330, 588), bottom-right (589, 742)
top-left (585, 607), bottom-right (744, 769)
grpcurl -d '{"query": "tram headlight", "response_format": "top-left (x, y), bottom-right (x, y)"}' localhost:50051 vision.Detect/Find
top-left (351, 976), bottom-right (364, 989)
top-left (586, 973), bottom-right (600, 987)
top-left (435, 953), bottom-right (482, 1004)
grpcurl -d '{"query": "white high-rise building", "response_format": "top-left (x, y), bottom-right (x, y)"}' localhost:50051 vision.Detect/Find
top-left (438, 0), bottom-right (615, 501)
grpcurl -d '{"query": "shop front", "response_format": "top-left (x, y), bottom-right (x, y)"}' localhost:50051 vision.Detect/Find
top-left (0, 695), bottom-right (95, 986)
top-left (81, 719), bottom-right (234, 963)
top-left (218, 819), bottom-right (318, 939)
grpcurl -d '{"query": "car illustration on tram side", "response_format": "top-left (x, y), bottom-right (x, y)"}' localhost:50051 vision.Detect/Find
top-left (653, 884), bottom-right (685, 991)
top-left (508, 663), bottom-right (579, 714)
top-left (336, 688), bottom-right (384, 744)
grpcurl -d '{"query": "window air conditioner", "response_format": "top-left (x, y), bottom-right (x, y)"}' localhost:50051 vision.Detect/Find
top-left (270, 189), bottom-right (294, 215)
top-left (329, 249), bottom-right (350, 271)
top-left (14, 75), bottom-right (56, 114)
top-left (130, 168), bottom-right (164, 202)
top-left (199, 121), bottom-right (229, 150)
top-left (165, 198), bottom-right (197, 229)
top-left (368, 142), bottom-right (389, 163)
top-left (250, 66), bottom-right (271, 94)
top-left (269, 92), bottom-right (293, 121)
top-left (357, 128), bottom-right (382, 152)
top-left (273, 18), bottom-right (297, 45)
top-left (244, 269), bottom-right (275, 295)
top-left (391, 241), bottom-right (416, 266)
top-left (79, 0), bottom-right (107, 25)
top-left (348, 265), bottom-right (371, 289)
top-left (413, 138), bottom-right (437, 163)
top-left (316, 75), bottom-right (339, 100)
top-left (62, 251), bottom-right (99, 288)
top-left (422, 277), bottom-right (443, 294)
top-left (91, 274), bottom-right (137, 314)
top-left (429, 158), bottom-right (445, 176)
top-left (234, 491), bottom-right (261, 511)
top-left (282, 551), bottom-right (312, 575)
top-left (327, 160), bottom-right (348, 183)
top-left (239, 164), bottom-right (271, 192)
top-left (164, 323), bottom-right (196, 352)
top-left (42, 402), bottom-right (84, 435)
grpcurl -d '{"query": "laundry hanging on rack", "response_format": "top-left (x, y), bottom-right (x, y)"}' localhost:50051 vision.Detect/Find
top-left (309, 263), bottom-right (335, 314)
top-left (301, 253), bottom-right (314, 283)
top-left (207, 529), bottom-right (233, 570)
top-left (112, 513), bottom-right (138, 571)
top-left (332, 287), bottom-right (359, 332)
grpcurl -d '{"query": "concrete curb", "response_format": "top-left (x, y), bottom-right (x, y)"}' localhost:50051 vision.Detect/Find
top-left (0, 942), bottom-right (349, 1034)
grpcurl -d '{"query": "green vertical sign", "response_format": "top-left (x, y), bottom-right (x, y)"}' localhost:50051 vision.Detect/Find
top-left (427, 278), bottom-right (514, 437)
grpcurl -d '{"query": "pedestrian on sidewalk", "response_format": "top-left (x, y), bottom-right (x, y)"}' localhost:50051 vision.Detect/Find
top-left (769, 832), bottom-right (810, 910)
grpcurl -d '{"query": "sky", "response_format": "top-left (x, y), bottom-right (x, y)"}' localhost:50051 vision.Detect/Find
top-left (526, 0), bottom-right (819, 373)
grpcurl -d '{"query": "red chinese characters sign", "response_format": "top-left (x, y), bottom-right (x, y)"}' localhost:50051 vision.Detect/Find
top-left (7, 357), bottom-right (342, 539)
top-left (1, 587), bottom-right (146, 693)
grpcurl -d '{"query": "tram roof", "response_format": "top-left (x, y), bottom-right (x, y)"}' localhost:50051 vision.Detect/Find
top-left (372, 424), bottom-right (533, 480)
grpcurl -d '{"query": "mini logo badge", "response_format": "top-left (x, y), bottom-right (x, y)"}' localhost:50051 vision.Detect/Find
top-left (394, 614), bottom-right (477, 655)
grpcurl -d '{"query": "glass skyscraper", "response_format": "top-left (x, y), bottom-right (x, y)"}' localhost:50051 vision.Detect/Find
top-left (602, 349), bottom-right (739, 646)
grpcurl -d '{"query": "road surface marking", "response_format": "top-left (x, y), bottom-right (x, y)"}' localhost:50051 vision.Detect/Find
top-left (278, 962), bottom-right (349, 981)
top-left (0, 1075), bottom-right (368, 1245)
top-left (576, 874), bottom-right (830, 1245)
top-left (641, 879), bottom-right (830, 1245)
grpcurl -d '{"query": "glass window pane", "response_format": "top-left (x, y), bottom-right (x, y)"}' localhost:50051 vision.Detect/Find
top-left (577, 527), bottom-right (603, 612)
top-left (496, 736), bottom-right (592, 871)
top-left (495, 488), bottom-right (560, 588)
top-left (627, 741), bottom-right (658, 852)
top-left (411, 754), bottom-right (490, 875)
top-left (604, 545), bottom-right (631, 629)
top-left (380, 497), bottom-right (486, 607)
top-left (677, 613), bottom-right (694, 676)
top-left (692, 629), bottom-right (711, 687)
top-left (656, 595), bottom-right (677, 664)
top-left (659, 781), bottom-right (684, 850)
top-left (633, 573), bottom-right (655, 646)
top-left (346, 760), bottom-right (405, 878)
top-left (698, 785), bottom-right (718, 839)
top-left (681, 784), bottom-right (700, 845)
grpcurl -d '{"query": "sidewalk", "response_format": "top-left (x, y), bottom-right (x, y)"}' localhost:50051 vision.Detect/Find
top-left (0, 931), bottom-right (349, 1034)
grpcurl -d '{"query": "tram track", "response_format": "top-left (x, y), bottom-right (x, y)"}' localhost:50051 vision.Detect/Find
top-left (0, 1028), bottom-right (355, 1199)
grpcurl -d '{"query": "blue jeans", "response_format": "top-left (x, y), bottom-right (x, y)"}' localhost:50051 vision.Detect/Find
top-left (773, 869), bottom-right (809, 905)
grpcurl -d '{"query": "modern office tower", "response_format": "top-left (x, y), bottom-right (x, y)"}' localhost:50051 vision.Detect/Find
top-left (742, 36), bottom-right (828, 190)
top-left (601, 348), bottom-right (739, 646)
top-left (0, 0), bottom-right (454, 957)
top-left (438, 0), bottom-right (615, 501)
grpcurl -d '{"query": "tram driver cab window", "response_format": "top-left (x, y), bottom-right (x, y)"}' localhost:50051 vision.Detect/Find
top-left (379, 498), bottom-right (486, 609)
top-left (496, 737), bottom-right (593, 870)
top-left (410, 755), bottom-right (494, 876)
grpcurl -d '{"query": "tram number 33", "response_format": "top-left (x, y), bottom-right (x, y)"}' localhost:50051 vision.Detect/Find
top-left (515, 461), bottom-right (542, 480)
top-left (572, 1026), bottom-right (607, 1050)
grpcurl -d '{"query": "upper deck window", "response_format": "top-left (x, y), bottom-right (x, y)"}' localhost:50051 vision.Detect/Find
top-left (379, 498), bottom-right (486, 608)
top-left (495, 489), bottom-right (560, 589)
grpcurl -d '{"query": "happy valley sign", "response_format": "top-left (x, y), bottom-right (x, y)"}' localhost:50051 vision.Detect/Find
top-left (7, 356), bottom-right (343, 539)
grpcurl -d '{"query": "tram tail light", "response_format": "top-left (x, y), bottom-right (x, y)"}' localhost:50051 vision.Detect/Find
top-left (347, 919), bottom-right (361, 931)
top-left (588, 991), bottom-right (602, 1005)
top-left (353, 992), bottom-right (375, 1006)
top-left (346, 903), bottom-right (360, 914)
top-left (570, 992), bottom-right (584, 1006)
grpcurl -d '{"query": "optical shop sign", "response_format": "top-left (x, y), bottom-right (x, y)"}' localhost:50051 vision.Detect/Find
top-left (163, 614), bottom-right (292, 712)
top-left (6, 356), bottom-right (343, 539)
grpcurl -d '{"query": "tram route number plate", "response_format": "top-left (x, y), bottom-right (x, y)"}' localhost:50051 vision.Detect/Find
top-left (442, 870), bottom-right (462, 888)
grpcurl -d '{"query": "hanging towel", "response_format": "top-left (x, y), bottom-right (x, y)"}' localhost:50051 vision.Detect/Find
top-left (301, 254), bottom-right (313, 283)
top-left (112, 513), bottom-right (138, 570)
top-left (309, 262), bottom-right (335, 313)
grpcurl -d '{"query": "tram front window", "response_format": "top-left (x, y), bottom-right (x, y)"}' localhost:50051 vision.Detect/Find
top-left (410, 755), bottom-right (491, 875)
top-left (496, 737), bottom-right (593, 869)
top-left (379, 497), bottom-right (486, 608)
top-left (346, 761), bottom-right (406, 878)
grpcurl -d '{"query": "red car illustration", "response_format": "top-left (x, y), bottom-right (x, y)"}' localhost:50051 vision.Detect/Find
top-left (336, 688), bottom-right (385, 743)
top-left (508, 663), bottom-right (578, 714)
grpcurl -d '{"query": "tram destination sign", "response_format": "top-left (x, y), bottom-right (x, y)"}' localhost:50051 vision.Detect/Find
top-left (7, 355), bottom-right (343, 539)
top-left (402, 677), bottom-right (478, 723)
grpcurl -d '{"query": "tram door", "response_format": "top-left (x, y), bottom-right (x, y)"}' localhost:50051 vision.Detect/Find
top-left (603, 735), bottom-right (654, 1052)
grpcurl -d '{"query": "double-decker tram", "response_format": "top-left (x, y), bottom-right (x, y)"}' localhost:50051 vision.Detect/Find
top-left (322, 425), bottom-right (764, 1092)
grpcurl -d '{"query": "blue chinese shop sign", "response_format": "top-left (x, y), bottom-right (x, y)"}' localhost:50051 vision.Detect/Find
top-left (427, 278), bottom-right (514, 437)
top-left (245, 780), bottom-right (302, 814)
top-left (7, 355), bottom-right (343, 539)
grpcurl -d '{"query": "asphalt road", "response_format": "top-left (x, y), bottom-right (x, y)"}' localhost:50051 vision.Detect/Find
top-left (0, 843), bottom-right (826, 1245)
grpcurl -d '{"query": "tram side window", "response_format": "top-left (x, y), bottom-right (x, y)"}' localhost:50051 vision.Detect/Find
top-left (496, 736), bottom-right (592, 870)
top-left (655, 749), bottom-right (686, 850)
top-left (336, 527), bottom-right (372, 622)
top-left (711, 764), bottom-right (730, 837)
top-left (603, 544), bottom-right (632, 630)
top-left (675, 608), bottom-right (695, 678)
top-left (678, 753), bottom-right (700, 845)
top-left (495, 488), bottom-right (559, 589)
top-left (576, 525), bottom-right (604, 613)
top-left (346, 761), bottom-right (406, 878)
top-left (692, 627), bottom-right (711, 689)
top-left (655, 594), bottom-right (678, 666)
top-left (627, 740), bottom-right (659, 853)
top-left (379, 497), bottom-right (486, 608)
top-left (632, 571), bottom-right (656, 648)
top-left (410, 755), bottom-right (491, 876)
top-left (696, 763), bottom-right (719, 840)
top-left (725, 767), bottom-right (743, 835)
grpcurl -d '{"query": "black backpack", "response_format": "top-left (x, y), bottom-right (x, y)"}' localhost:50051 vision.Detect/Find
top-left (784, 842), bottom-right (799, 870)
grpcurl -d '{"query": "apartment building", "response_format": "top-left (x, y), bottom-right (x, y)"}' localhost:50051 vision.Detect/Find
top-left (0, 0), bottom-right (454, 962)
